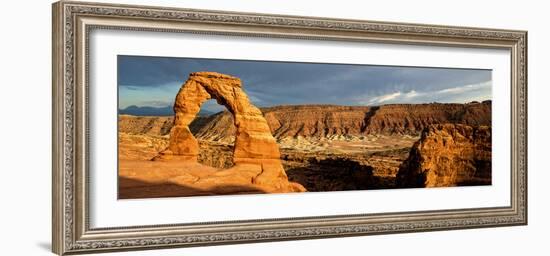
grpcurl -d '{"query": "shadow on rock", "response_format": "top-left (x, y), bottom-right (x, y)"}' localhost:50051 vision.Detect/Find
top-left (118, 176), bottom-right (268, 199)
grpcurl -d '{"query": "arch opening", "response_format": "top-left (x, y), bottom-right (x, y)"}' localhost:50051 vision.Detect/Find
top-left (189, 99), bottom-right (235, 169)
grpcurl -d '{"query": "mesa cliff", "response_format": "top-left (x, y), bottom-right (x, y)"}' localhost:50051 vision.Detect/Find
top-left (195, 102), bottom-right (491, 141)
top-left (396, 123), bottom-right (492, 187)
top-left (119, 101), bottom-right (491, 141)
top-left (118, 115), bottom-right (173, 136)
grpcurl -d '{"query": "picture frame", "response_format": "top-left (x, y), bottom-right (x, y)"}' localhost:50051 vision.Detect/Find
top-left (52, 1), bottom-right (527, 255)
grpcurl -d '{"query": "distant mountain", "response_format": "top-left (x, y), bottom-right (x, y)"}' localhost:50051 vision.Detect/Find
top-left (119, 105), bottom-right (173, 116)
top-left (119, 105), bottom-right (214, 116)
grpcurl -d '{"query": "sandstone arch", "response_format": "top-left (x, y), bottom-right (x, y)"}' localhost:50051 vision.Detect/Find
top-left (154, 72), bottom-right (305, 193)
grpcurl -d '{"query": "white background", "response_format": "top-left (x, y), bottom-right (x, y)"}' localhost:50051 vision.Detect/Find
top-left (0, 0), bottom-right (547, 255)
top-left (90, 29), bottom-right (510, 227)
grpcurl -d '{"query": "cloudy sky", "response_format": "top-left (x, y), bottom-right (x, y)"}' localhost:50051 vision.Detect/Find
top-left (118, 55), bottom-right (492, 113)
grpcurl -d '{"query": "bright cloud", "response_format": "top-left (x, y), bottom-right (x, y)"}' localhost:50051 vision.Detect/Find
top-left (358, 81), bottom-right (492, 105)
top-left (367, 92), bottom-right (402, 104)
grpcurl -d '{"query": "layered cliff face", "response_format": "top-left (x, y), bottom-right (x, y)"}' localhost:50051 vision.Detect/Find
top-left (118, 115), bottom-right (173, 136)
top-left (264, 105), bottom-right (372, 138)
top-left (119, 101), bottom-right (491, 141)
top-left (362, 101), bottom-right (491, 135)
top-left (192, 102), bottom-right (492, 141)
top-left (117, 114), bottom-right (208, 137)
top-left (396, 124), bottom-right (492, 187)
top-left (265, 101), bottom-right (491, 137)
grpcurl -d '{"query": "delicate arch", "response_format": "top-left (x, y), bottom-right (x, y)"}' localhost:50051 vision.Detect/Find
top-left (155, 72), bottom-right (280, 164)
top-left (152, 72), bottom-right (305, 192)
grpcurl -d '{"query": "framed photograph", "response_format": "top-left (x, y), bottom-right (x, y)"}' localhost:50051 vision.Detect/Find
top-left (52, 1), bottom-right (527, 255)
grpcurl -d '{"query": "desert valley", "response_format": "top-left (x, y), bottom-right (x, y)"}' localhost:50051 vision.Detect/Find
top-left (118, 73), bottom-right (492, 199)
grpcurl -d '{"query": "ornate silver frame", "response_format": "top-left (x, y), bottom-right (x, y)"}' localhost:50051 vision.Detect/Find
top-left (52, 1), bottom-right (527, 255)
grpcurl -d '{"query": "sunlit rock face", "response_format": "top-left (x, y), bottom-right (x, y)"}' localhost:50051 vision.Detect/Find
top-left (153, 72), bottom-right (305, 194)
top-left (396, 123), bottom-right (492, 188)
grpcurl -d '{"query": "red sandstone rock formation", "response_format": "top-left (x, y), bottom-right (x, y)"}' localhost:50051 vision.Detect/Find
top-left (119, 102), bottom-right (491, 141)
top-left (396, 123), bottom-right (492, 187)
top-left (118, 115), bottom-right (173, 136)
top-left (153, 72), bottom-right (305, 193)
top-left (193, 102), bottom-right (491, 141)
top-left (362, 101), bottom-right (491, 135)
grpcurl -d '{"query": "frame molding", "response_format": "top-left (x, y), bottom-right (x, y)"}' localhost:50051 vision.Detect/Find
top-left (52, 1), bottom-right (527, 255)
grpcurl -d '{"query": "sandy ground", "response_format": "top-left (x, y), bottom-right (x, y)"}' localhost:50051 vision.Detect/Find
top-left (118, 132), bottom-right (418, 198)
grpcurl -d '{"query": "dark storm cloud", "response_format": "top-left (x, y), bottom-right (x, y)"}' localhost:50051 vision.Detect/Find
top-left (118, 55), bottom-right (491, 111)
